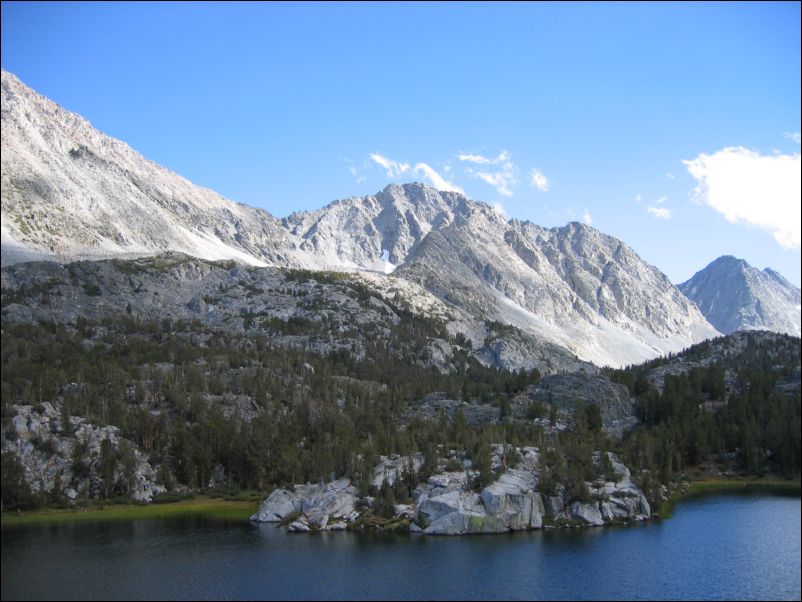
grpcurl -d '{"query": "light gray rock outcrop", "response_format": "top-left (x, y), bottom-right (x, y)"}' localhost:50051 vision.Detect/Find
top-left (250, 489), bottom-right (302, 522)
top-left (479, 469), bottom-right (544, 530)
top-left (251, 478), bottom-right (358, 529)
top-left (2, 403), bottom-right (165, 503)
top-left (288, 520), bottom-right (310, 532)
top-left (589, 453), bottom-right (651, 520)
top-left (372, 453), bottom-right (423, 489)
top-left (570, 502), bottom-right (604, 526)
top-left (251, 450), bottom-right (652, 536)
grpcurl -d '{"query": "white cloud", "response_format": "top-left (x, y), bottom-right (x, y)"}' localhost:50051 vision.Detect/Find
top-left (683, 146), bottom-right (801, 249)
top-left (369, 153), bottom-right (410, 178)
top-left (469, 168), bottom-right (516, 197)
top-left (642, 195), bottom-right (670, 218)
top-left (460, 150), bottom-right (517, 196)
top-left (582, 208), bottom-right (592, 225)
top-left (784, 132), bottom-right (801, 144)
top-left (457, 151), bottom-right (510, 165)
top-left (348, 165), bottom-right (366, 184)
top-left (665, 172), bottom-right (676, 180)
top-left (529, 168), bottom-right (549, 192)
top-left (647, 206), bottom-right (672, 220)
top-left (368, 152), bottom-right (463, 193)
top-left (414, 162), bottom-right (464, 194)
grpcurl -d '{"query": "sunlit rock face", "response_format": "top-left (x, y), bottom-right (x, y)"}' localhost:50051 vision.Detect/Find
top-left (2, 69), bottom-right (718, 369)
top-left (679, 255), bottom-right (800, 336)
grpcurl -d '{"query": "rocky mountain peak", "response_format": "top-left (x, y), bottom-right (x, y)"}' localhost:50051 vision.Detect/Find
top-left (679, 256), bottom-right (800, 336)
top-left (709, 255), bottom-right (748, 270)
top-left (2, 69), bottom-right (720, 368)
top-left (281, 181), bottom-right (497, 271)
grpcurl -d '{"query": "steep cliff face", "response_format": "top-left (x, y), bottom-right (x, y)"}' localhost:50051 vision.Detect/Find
top-left (1, 70), bottom-right (298, 267)
top-left (679, 255), bottom-right (801, 336)
top-left (398, 216), bottom-right (718, 367)
top-left (2, 69), bottom-right (720, 368)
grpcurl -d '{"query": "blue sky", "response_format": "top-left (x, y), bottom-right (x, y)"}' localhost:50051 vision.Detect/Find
top-left (2, 1), bottom-right (800, 286)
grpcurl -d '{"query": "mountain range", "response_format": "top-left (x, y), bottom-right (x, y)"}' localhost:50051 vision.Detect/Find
top-left (2, 69), bottom-right (798, 367)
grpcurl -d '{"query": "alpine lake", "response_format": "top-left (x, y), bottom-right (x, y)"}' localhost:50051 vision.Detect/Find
top-left (1, 490), bottom-right (799, 601)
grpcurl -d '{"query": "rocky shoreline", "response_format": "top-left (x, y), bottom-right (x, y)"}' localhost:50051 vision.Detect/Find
top-left (251, 447), bottom-right (651, 535)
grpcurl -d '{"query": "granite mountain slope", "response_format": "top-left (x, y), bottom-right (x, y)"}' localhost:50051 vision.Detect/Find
top-left (397, 216), bottom-right (717, 366)
top-left (2, 69), bottom-right (718, 367)
top-left (679, 255), bottom-right (800, 336)
top-left (1, 70), bottom-right (299, 268)
top-left (0, 253), bottom-right (589, 375)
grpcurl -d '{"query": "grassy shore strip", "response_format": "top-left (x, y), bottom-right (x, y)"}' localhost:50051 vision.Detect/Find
top-left (1, 497), bottom-right (260, 527)
top-left (686, 478), bottom-right (801, 496)
top-left (660, 477), bottom-right (801, 518)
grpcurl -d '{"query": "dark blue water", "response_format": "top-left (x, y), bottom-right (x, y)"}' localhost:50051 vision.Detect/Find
top-left (2, 494), bottom-right (800, 601)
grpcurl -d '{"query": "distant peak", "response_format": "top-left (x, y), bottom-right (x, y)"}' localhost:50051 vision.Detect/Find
top-left (373, 181), bottom-right (473, 213)
top-left (378, 181), bottom-right (442, 201)
top-left (680, 255), bottom-right (800, 336)
top-left (712, 255), bottom-right (747, 266)
top-left (558, 221), bottom-right (596, 235)
top-left (381, 181), bottom-right (464, 197)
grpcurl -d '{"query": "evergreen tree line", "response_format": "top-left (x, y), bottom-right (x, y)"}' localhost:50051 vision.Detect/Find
top-left (607, 333), bottom-right (801, 482)
top-left (1, 317), bottom-right (541, 505)
top-left (2, 318), bottom-right (798, 512)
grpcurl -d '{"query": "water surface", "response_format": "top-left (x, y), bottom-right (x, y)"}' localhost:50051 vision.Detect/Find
top-left (2, 494), bottom-right (799, 600)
